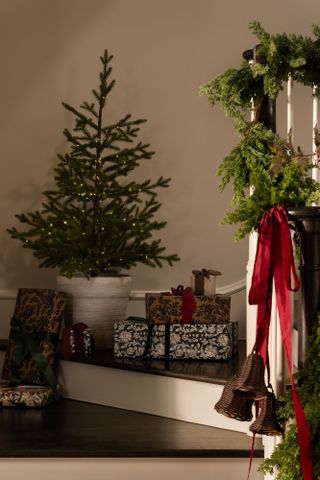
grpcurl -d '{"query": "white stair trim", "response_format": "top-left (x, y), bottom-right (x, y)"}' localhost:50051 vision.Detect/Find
top-left (0, 458), bottom-right (263, 480)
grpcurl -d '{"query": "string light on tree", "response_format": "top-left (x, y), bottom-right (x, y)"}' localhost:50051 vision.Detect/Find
top-left (7, 50), bottom-right (179, 277)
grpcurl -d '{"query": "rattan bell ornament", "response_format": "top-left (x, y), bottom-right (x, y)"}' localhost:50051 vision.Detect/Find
top-left (233, 352), bottom-right (269, 400)
top-left (249, 390), bottom-right (283, 436)
top-left (215, 375), bottom-right (254, 422)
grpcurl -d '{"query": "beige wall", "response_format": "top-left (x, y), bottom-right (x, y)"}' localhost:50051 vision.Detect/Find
top-left (0, 0), bottom-right (319, 334)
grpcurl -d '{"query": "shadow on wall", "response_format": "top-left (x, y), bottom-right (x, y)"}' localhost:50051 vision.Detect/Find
top-left (1, 0), bottom-right (118, 289)
top-left (0, 238), bottom-right (57, 290)
top-left (1, 173), bottom-right (58, 289)
top-left (0, 0), bottom-right (116, 110)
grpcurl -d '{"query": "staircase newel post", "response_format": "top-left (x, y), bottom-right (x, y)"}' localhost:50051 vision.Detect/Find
top-left (287, 207), bottom-right (320, 367)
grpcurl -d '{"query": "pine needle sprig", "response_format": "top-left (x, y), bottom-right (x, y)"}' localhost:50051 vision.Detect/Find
top-left (200, 22), bottom-right (320, 239)
top-left (259, 315), bottom-right (320, 479)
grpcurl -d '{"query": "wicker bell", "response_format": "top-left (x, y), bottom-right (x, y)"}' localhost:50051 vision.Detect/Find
top-left (249, 391), bottom-right (283, 436)
top-left (215, 375), bottom-right (253, 422)
top-left (233, 353), bottom-right (269, 400)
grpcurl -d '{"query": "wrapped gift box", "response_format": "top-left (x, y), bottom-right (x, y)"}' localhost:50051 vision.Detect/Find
top-left (190, 269), bottom-right (221, 297)
top-left (114, 318), bottom-right (238, 360)
top-left (0, 380), bottom-right (56, 407)
top-left (1, 288), bottom-right (66, 386)
top-left (145, 293), bottom-right (230, 324)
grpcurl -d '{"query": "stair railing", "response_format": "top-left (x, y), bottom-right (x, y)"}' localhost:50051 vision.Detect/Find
top-left (244, 52), bottom-right (320, 478)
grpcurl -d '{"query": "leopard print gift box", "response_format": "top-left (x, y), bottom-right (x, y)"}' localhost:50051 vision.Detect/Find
top-left (145, 293), bottom-right (231, 324)
top-left (2, 288), bottom-right (67, 386)
top-left (0, 379), bottom-right (55, 407)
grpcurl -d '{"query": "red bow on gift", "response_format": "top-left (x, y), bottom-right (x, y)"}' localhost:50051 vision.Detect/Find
top-left (170, 285), bottom-right (196, 323)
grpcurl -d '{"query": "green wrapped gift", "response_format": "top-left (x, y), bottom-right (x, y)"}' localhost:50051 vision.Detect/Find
top-left (1, 288), bottom-right (66, 387)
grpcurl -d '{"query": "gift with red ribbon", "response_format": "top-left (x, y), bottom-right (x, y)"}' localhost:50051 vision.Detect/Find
top-left (62, 322), bottom-right (94, 360)
top-left (145, 286), bottom-right (230, 324)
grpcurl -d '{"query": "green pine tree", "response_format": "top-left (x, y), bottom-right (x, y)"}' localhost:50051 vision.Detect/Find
top-left (8, 50), bottom-right (179, 278)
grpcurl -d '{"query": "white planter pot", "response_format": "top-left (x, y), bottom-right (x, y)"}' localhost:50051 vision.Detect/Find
top-left (57, 275), bottom-right (132, 350)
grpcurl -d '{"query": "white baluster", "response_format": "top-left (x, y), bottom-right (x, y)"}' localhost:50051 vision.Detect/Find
top-left (246, 70), bottom-right (258, 356)
top-left (287, 75), bottom-right (293, 141)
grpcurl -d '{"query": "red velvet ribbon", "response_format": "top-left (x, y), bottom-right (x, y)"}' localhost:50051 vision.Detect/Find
top-left (171, 286), bottom-right (196, 323)
top-left (249, 206), bottom-right (312, 480)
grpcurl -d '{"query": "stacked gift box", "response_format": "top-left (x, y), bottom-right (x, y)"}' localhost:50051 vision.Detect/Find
top-left (0, 288), bottom-right (66, 407)
top-left (114, 269), bottom-right (238, 361)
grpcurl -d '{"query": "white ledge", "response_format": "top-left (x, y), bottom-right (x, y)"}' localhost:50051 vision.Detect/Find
top-left (130, 278), bottom-right (246, 300)
top-left (0, 278), bottom-right (246, 302)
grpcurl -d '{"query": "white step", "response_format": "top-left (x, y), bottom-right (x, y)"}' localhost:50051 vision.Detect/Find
top-left (0, 458), bottom-right (263, 480)
top-left (58, 357), bottom-right (251, 434)
top-left (0, 345), bottom-right (251, 434)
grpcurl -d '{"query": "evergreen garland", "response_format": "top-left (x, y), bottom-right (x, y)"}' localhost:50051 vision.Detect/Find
top-left (259, 315), bottom-right (320, 479)
top-left (200, 22), bottom-right (320, 239)
top-left (8, 51), bottom-right (179, 277)
top-left (201, 21), bottom-right (320, 479)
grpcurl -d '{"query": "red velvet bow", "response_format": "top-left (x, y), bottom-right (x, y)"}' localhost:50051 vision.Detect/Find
top-left (249, 206), bottom-right (312, 480)
top-left (171, 285), bottom-right (196, 323)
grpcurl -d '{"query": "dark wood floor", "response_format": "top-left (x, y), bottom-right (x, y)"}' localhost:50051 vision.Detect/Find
top-left (0, 398), bottom-right (263, 458)
top-left (0, 341), bottom-right (259, 459)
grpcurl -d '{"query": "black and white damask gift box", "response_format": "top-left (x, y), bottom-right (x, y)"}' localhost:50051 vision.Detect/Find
top-left (114, 318), bottom-right (238, 360)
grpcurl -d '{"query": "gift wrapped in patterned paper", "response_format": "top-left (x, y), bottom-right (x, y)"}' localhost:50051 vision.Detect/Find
top-left (1, 288), bottom-right (67, 387)
top-left (0, 379), bottom-right (56, 407)
top-left (114, 318), bottom-right (238, 360)
top-left (145, 292), bottom-right (230, 324)
top-left (190, 269), bottom-right (221, 297)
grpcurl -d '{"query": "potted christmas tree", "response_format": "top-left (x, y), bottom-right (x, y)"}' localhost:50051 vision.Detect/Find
top-left (8, 50), bottom-right (179, 348)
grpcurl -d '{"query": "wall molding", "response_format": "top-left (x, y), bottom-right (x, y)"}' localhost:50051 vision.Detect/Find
top-left (130, 278), bottom-right (246, 299)
top-left (0, 278), bottom-right (246, 302)
top-left (0, 290), bottom-right (17, 300)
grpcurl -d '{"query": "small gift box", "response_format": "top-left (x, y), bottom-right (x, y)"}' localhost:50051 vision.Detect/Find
top-left (62, 322), bottom-right (94, 360)
top-left (114, 318), bottom-right (238, 360)
top-left (145, 292), bottom-right (230, 324)
top-left (0, 380), bottom-right (56, 408)
top-left (190, 269), bottom-right (221, 297)
top-left (1, 288), bottom-right (67, 387)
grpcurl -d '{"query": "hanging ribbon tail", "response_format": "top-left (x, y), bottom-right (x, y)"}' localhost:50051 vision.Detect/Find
top-left (249, 206), bottom-right (312, 480)
top-left (272, 208), bottom-right (312, 480)
top-left (249, 209), bottom-right (273, 307)
top-left (181, 287), bottom-right (196, 323)
top-left (62, 326), bottom-right (74, 360)
top-left (248, 210), bottom-right (274, 363)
